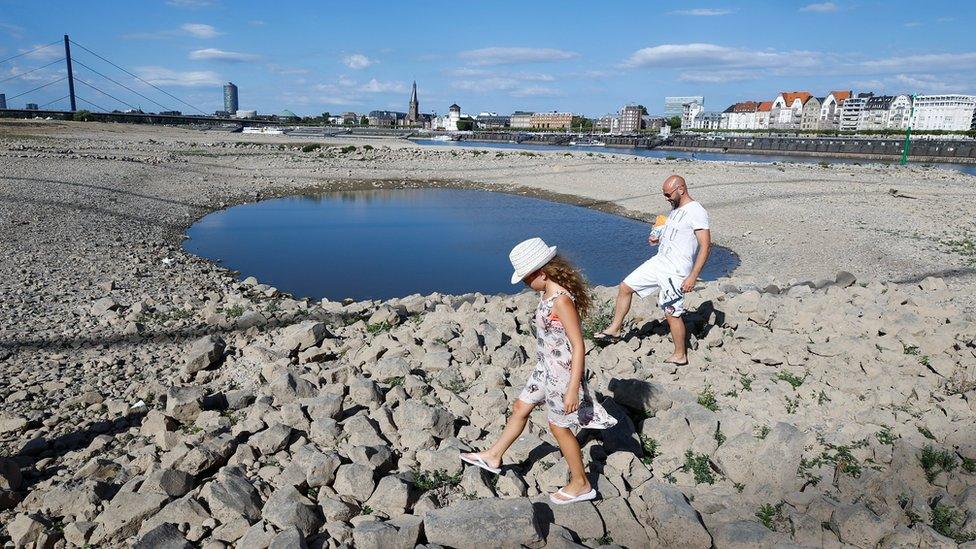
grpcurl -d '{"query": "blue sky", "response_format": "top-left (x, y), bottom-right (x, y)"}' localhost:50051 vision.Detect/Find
top-left (1, 0), bottom-right (973, 117)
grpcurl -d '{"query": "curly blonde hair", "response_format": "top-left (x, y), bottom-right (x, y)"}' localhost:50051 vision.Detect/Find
top-left (540, 254), bottom-right (592, 318)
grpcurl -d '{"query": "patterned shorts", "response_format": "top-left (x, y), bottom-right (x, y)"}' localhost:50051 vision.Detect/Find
top-left (623, 258), bottom-right (686, 317)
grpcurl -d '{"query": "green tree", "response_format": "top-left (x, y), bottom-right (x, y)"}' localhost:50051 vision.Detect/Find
top-left (572, 116), bottom-right (593, 131)
top-left (321, 111), bottom-right (331, 121)
top-left (456, 118), bottom-right (475, 131)
top-left (667, 115), bottom-right (682, 129)
top-left (72, 110), bottom-right (93, 122)
top-left (638, 105), bottom-right (648, 116)
top-left (360, 115), bottom-right (368, 126)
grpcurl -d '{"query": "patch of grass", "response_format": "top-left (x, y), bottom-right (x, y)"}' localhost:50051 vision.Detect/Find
top-left (917, 425), bottom-right (936, 440)
top-left (734, 482), bottom-right (745, 493)
top-left (962, 456), bottom-right (976, 474)
top-left (444, 378), bottom-right (471, 394)
top-left (876, 426), bottom-right (899, 446)
top-left (722, 389), bottom-right (738, 398)
top-left (756, 503), bottom-right (777, 530)
top-left (639, 435), bottom-right (659, 466)
top-left (366, 321), bottom-right (393, 335)
top-left (595, 534), bottom-right (613, 545)
top-left (940, 233), bottom-right (976, 266)
top-left (412, 469), bottom-right (462, 491)
top-left (385, 376), bottom-right (404, 387)
top-left (785, 395), bottom-right (800, 414)
top-left (518, 151), bottom-right (538, 157)
top-left (775, 370), bottom-right (807, 390)
top-left (697, 385), bottom-right (719, 412)
top-left (682, 450), bottom-right (715, 485)
top-left (903, 344), bottom-right (920, 355)
top-left (919, 445), bottom-right (957, 483)
top-left (816, 390), bottom-right (831, 405)
top-left (224, 304), bottom-right (245, 319)
top-left (339, 145), bottom-right (357, 153)
top-left (756, 425), bottom-right (771, 440)
top-left (301, 143), bottom-right (321, 153)
top-left (798, 438), bottom-right (871, 485)
top-left (360, 505), bottom-right (374, 515)
top-left (362, 144), bottom-right (373, 151)
top-left (714, 425), bottom-right (726, 447)
top-left (931, 504), bottom-right (976, 543)
top-left (739, 374), bottom-right (754, 392)
top-left (582, 299), bottom-right (613, 340)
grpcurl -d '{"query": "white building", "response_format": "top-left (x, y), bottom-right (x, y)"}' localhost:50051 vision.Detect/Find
top-left (665, 96), bottom-right (704, 117)
top-left (681, 101), bottom-right (704, 129)
top-left (857, 95), bottom-right (895, 131)
top-left (887, 94), bottom-right (913, 130)
top-left (910, 94), bottom-right (976, 131)
top-left (510, 111), bottom-right (534, 129)
top-left (839, 93), bottom-right (872, 132)
top-left (722, 101), bottom-right (761, 130)
top-left (594, 114), bottom-right (620, 133)
top-left (756, 101), bottom-right (773, 129)
top-left (431, 103), bottom-right (463, 131)
top-left (819, 90), bottom-right (851, 130)
top-left (770, 91), bottom-right (811, 130)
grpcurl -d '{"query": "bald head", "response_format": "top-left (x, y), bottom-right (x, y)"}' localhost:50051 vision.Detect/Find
top-left (662, 175), bottom-right (686, 193)
top-left (662, 175), bottom-right (690, 207)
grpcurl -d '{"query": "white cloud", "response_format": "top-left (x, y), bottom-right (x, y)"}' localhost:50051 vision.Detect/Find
top-left (135, 66), bottom-right (221, 87)
top-left (904, 21), bottom-right (922, 28)
top-left (892, 74), bottom-right (972, 93)
top-left (678, 70), bottom-right (760, 83)
top-left (19, 43), bottom-right (63, 61)
top-left (862, 52), bottom-right (976, 73)
top-left (621, 43), bottom-right (809, 69)
top-left (510, 86), bottom-right (562, 97)
top-left (0, 22), bottom-right (25, 39)
top-left (359, 78), bottom-right (406, 93)
top-left (800, 2), bottom-right (838, 12)
top-left (189, 48), bottom-right (259, 62)
top-left (266, 64), bottom-right (309, 75)
top-left (668, 8), bottom-right (734, 16)
top-left (248, 20), bottom-right (266, 26)
top-left (167, 0), bottom-right (215, 8)
top-left (181, 23), bottom-right (220, 38)
top-left (458, 47), bottom-right (578, 66)
top-left (342, 54), bottom-right (375, 69)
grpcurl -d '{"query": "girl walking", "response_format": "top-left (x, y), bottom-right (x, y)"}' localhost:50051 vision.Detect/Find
top-left (460, 237), bottom-right (617, 504)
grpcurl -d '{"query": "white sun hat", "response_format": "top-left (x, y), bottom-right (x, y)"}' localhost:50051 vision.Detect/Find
top-left (509, 237), bottom-right (557, 284)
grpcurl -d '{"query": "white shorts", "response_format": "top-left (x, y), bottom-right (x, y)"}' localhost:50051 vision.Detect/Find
top-left (622, 258), bottom-right (686, 317)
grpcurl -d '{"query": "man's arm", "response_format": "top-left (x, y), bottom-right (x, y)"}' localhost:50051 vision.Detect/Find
top-left (681, 229), bottom-right (711, 293)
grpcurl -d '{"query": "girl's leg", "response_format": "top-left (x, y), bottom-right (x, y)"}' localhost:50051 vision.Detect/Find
top-left (462, 399), bottom-right (535, 468)
top-left (548, 422), bottom-right (591, 498)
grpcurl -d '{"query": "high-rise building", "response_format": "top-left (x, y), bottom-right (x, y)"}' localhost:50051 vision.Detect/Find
top-left (406, 81), bottom-right (420, 125)
top-left (911, 94), bottom-right (976, 131)
top-left (223, 82), bottom-right (239, 114)
top-left (0, 93), bottom-right (6, 109)
top-left (839, 93), bottom-right (872, 131)
top-left (665, 96), bottom-right (704, 117)
top-left (619, 105), bottom-right (643, 133)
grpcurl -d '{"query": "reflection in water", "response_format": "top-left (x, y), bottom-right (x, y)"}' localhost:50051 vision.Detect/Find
top-left (185, 188), bottom-right (739, 301)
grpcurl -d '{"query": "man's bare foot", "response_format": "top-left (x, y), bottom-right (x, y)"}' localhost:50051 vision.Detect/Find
top-left (663, 354), bottom-right (688, 365)
top-left (459, 451), bottom-right (501, 470)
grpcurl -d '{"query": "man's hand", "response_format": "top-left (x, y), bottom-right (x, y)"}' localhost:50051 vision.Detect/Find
top-left (648, 234), bottom-right (660, 247)
top-left (681, 275), bottom-right (696, 293)
top-left (563, 392), bottom-right (580, 414)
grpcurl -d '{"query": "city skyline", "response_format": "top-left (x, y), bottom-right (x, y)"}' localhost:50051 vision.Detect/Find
top-left (1, 1), bottom-right (974, 117)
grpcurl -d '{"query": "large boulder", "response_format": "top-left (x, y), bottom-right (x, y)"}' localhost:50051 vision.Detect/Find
top-left (630, 480), bottom-right (711, 549)
top-left (279, 321), bottom-right (330, 352)
top-left (709, 520), bottom-right (790, 548)
top-left (392, 400), bottom-right (455, 440)
top-left (424, 497), bottom-right (543, 548)
top-left (202, 470), bottom-right (263, 522)
top-left (92, 492), bottom-right (169, 543)
top-left (165, 385), bottom-right (207, 423)
top-left (262, 485), bottom-right (323, 536)
top-left (134, 523), bottom-right (192, 549)
top-left (184, 335), bottom-right (226, 374)
top-left (608, 378), bottom-right (673, 413)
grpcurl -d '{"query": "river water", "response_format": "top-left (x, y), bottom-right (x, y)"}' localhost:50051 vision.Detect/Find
top-left (184, 188), bottom-right (738, 301)
top-left (412, 139), bottom-right (976, 177)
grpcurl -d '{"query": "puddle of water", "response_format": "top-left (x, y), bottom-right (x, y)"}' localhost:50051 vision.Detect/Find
top-left (185, 188), bottom-right (738, 301)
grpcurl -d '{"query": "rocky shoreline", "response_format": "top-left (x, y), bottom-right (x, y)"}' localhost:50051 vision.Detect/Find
top-left (1, 120), bottom-right (975, 548)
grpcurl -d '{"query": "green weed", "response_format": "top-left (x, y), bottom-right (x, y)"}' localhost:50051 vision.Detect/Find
top-left (697, 385), bottom-right (719, 412)
top-left (919, 445), bottom-right (957, 483)
top-left (682, 450), bottom-right (715, 484)
top-left (775, 370), bottom-right (807, 390)
top-left (412, 469), bottom-right (462, 491)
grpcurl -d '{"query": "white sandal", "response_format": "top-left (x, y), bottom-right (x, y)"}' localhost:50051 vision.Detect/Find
top-left (549, 487), bottom-right (597, 505)
top-left (459, 452), bottom-right (501, 474)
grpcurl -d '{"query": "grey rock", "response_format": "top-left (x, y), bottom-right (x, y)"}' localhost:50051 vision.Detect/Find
top-left (134, 523), bottom-right (192, 549)
top-left (0, 415), bottom-right (28, 434)
top-left (608, 378), bottom-right (673, 414)
top-left (203, 471), bottom-right (263, 522)
top-left (333, 463), bottom-right (377, 502)
top-left (7, 513), bottom-right (47, 547)
top-left (262, 485), bottom-right (323, 536)
top-left (184, 335), bottom-right (226, 374)
top-left (292, 445), bottom-right (341, 487)
top-left (320, 496), bottom-right (358, 522)
top-left (829, 503), bottom-right (890, 548)
top-left (630, 480), bottom-right (711, 549)
top-left (137, 495), bottom-right (211, 538)
top-left (238, 521), bottom-right (276, 549)
top-left (165, 385), bottom-right (207, 423)
top-left (269, 526), bottom-right (308, 549)
top-left (63, 521), bottom-right (97, 547)
top-left (141, 467), bottom-right (194, 497)
top-left (302, 393), bottom-right (343, 420)
top-left (392, 399), bottom-right (455, 440)
top-left (424, 497), bottom-right (542, 548)
top-left (280, 320), bottom-right (330, 352)
top-left (92, 492), bottom-right (168, 542)
top-left (352, 521), bottom-right (412, 549)
top-left (0, 457), bottom-right (22, 491)
top-left (835, 271), bottom-right (857, 288)
top-left (596, 497), bottom-right (652, 548)
top-left (250, 423), bottom-right (293, 455)
top-left (365, 475), bottom-right (414, 515)
top-left (91, 296), bottom-right (119, 316)
top-left (710, 520), bottom-right (790, 548)
top-left (269, 371), bottom-right (318, 403)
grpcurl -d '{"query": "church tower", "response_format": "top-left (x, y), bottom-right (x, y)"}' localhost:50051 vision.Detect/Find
top-left (407, 81), bottom-right (419, 124)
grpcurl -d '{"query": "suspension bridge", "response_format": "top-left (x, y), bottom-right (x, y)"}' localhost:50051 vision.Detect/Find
top-left (0, 35), bottom-right (275, 125)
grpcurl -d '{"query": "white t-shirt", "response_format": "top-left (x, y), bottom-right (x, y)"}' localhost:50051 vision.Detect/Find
top-left (654, 201), bottom-right (709, 277)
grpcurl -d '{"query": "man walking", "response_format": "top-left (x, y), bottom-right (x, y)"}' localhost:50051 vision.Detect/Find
top-left (594, 175), bottom-right (711, 365)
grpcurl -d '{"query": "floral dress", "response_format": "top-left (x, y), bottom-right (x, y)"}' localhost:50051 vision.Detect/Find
top-left (518, 290), bottom-right (618, 430)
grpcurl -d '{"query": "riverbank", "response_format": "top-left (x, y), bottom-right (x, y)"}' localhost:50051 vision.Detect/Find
top-left (1, 119), bottom-right (975, 547)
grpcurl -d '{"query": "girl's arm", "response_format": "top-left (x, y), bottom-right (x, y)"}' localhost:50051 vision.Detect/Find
top-left (553, 295), bottom-right (585, 413)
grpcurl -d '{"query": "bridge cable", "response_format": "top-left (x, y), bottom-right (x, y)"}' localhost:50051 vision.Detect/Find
top-left (72, 59), bottom-right (173, 112)
top-left (6, 76), bottom-right (68, 101)
top-left (0, 39), bottom-right (62, 65)
top-left (0, 58), bottom-right (66, 84)
top-left (39, 95), bottom-right (70, 109)
top-left (68, 39), bottom-right (208, 115)
top-left (75, 95), bottom-right (108, 113)
top-left (74, 78), bottom-right (140, 111)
